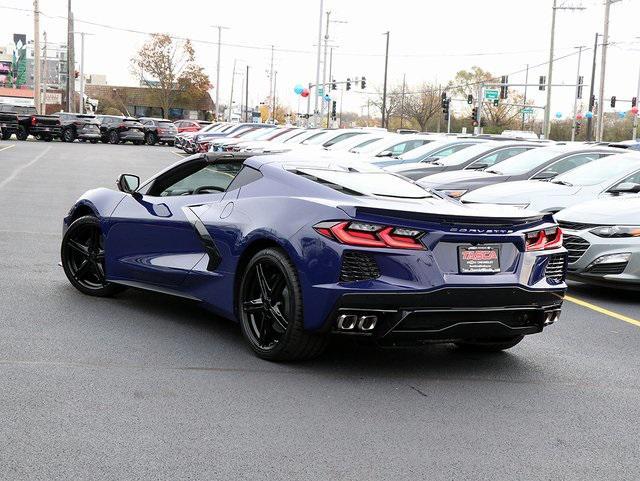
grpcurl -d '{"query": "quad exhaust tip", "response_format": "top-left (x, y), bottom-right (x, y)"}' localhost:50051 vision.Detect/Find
top-left (544, 310), bottom-right (561, 325)
top-left (337, 314), bottom-right (378, 332)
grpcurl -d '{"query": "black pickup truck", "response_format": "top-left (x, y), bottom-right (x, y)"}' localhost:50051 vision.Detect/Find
top-left (0, 105), bottom-right (19, 140)
top-left (54, 112), bottom-right (102, 143)
top-left (0, 105), bottom-right (61, 141)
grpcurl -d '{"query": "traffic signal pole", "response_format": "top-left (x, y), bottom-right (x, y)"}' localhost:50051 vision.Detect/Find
top-left (586, 33), bottom-right (600, 141)
top-left (571, 46), bottom-right (584, 142)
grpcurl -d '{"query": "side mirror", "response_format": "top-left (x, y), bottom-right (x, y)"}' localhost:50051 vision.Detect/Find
top-left (116, 173), bottom-right (140, 194)
top-left (532, 171), bottom-right (557, 180)
top-left (467, 162), bottom-right (488, 170)
top-left (422, 156), bottom-right (440, 163)
top-left (608, 182), bottom-right (640, 195)
top-left (376, 150), bottom-right (394, 158)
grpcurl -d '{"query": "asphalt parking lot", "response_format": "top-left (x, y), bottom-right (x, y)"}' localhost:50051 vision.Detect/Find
top-left (1, 139), bottom-right (639, 480)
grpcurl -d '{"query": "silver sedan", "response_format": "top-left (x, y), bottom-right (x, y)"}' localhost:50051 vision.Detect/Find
top-left (555, 196), bottom-right (640, 289)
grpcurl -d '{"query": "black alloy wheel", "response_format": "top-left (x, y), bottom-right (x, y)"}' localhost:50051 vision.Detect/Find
top-left (16, 125), bottom-right (28, 140)
top-left (146, 132), bottom-right (157, 145)
top-left (238, 248), bottom-right (327, 361)
top-left (61, 216), bottom-right (124, 297)
top-left (109, 130), bottom-right (120, 144)
top-left (63, 128), bottom-right (76, 142)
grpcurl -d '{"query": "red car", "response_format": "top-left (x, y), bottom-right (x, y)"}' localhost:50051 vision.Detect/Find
top-left (173, 119), bottom-right (212, 133)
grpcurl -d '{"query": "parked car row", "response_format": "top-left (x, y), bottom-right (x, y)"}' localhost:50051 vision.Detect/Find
top-left (171, 122), bottom-right (640, 290)
top-left (0, 104), bottom-right (208, 146)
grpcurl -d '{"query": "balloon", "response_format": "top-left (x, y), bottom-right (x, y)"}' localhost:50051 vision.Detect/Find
top-left (323, 94), bottom-right (331, 102)
top-left (576, 113), bottom-right (583, 120)
top-left (555, 112), bottom-right (562, 119)
top-left (294, 84), bottom-right (304, 95)
top-left (585, 111), bottom-right (593, 119)
top-left (631, 106), bottom-right (639, 116)
top-left (618, 111), bottom-right (626, 118)
top-left (301, 88), bottom-right (310, 98)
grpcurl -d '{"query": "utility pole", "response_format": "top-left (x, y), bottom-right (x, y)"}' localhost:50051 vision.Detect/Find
top-left (326, 47), bottom-right (333, 127)
top-left (571, 46), bottom-right (584, 142)
top-left (33, 0), bottom-right (41, 114)
top-left (399, 73), bottom-right (406, 129)
top-left (245, 65), bottom-right (249, 122)
top-left (522, 64), bottom-right (529, 130)
top-left (67, 0), bottom-right (74, 112)
top-left (586, 33), bottom-right (600, 141)
top-left (75, 32), bottom-right (93, 114)
top-left (381, 31), bottom-right (390, 129)
top-left (41, 31), bottom-right (47, 113)
top-left (633, 57), bottom-right (640, 141)
top-left (228, 59), bottom-right (237, 122)
top-left (321, 10), bottom-right (331, 123)
top-left (313, 0), bottom-right (324, 127)
top-left (211, 25), bottom-right (228, 121)
top-left (597, 0), bottom-right (621, 141)
top-left (272, 71), bottom-right (277, 124)
top-left (268, 45), bottom-right (274, 123)
top-left (543, 0), bottom-right (585, 139)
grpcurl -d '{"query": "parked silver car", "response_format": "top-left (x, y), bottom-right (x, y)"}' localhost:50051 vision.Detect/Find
top-left (461, 153), bottom-right (640, 213)
top-left (555, 196), bottom-right (640, 289)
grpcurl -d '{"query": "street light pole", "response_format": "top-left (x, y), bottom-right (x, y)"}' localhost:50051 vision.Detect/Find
top-left (586, 33), bottom-right (600, 141)
top-left (313, 0), bottom-right (324, 127)
top-left (381, 31), bottom-right (390, 129)
top-left (596, 0), bottom-right (621, 141)
top-left (211, 25), bottom-right (228, 121)
top-left (571, 46), bottom-right (584, 142)
top-left (33, 0), bottom-right (41, 114)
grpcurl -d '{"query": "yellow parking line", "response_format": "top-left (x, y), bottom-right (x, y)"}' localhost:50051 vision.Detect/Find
top-left (565, 295), bottom-right (640, 328)
top-left (171, 150), bottom-right (188, 158)
top-left (0, 144), bottom-right (16, 153)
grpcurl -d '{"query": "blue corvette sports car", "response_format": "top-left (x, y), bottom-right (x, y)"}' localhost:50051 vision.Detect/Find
top-left (61, 152), bottom-right (567, 361)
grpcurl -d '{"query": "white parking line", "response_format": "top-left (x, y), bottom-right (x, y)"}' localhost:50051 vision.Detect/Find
top-left (0, 144), bottom-right (16, 153)
top-left (0, 145), bottom-right (52, 190)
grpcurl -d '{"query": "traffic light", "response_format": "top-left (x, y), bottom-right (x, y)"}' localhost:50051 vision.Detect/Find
top-left (360, 77), bottom-right (366, 89)
top-left (471, 107), bottom-right (478, 121)
top-left (346, 78), bottom-right (351, 91)
top-left (331, 100), bottom-right (337, 120)
top-left (575, 122), bottom-right (581, 135)
top-left (441, 92), bottom-right (447, 108)
top-left (539, 76), bottom-right (546, 91)
top-left (610, 96), bottom-right (617, 108)
top-left (632, 97), bottom-right (637, 108)
top-left (577, 76), bottom-right (584, 99)
top-left (442, 97), bottom-right (450, 116)
top-left (467, 94), bottom-right (473, 105)
top-left (493, 99), bottom-right (499, 107)
top-left (500, 75), bottom-right (508, 99)
top-left (331, 79), bottom-right (337, 90)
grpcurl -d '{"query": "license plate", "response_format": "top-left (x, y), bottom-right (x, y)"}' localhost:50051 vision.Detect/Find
top-left (458, 244), bottom-right (500, 274)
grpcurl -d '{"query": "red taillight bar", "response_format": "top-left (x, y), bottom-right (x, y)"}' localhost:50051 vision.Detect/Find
top-left (314, 221), bottom-right (425, 250)
top-left (525, 227), bottom-right (563, 251)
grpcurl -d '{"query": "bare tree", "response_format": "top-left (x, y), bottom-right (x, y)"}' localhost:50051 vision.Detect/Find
top-left (403, 83), bottom-right (442, 131)
top-left (131, 34), bottom-right (211, 118)
top-left (370, 85), bottom-right (403, 126)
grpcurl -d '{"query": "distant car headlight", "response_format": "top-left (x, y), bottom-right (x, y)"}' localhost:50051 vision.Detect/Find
top-left (590, 226), bottom-right (640, 238)
top-left (440, 189), bottom-right (467, 199)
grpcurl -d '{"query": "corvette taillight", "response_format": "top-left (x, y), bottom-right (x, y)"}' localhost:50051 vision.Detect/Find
top-left (525, 227), bottom-right (563, 251)
top-left (314, 221), bottom-right (425, 250)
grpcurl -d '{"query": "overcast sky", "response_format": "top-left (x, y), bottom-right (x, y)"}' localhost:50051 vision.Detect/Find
top-left (1, 0), bottom-right (638, 118)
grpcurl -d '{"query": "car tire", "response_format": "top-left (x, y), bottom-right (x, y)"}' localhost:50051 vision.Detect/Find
top-left (455, 335), bottom-right (524, 352)
top-left (146, 132), bottom-right (157, 146)
top-left (16, 125), bottom-right (28, 141)
top-left (167, 141), bottom-right (174, 147)
top-left (109, 131), bottom-right (120, 144)
top-left (237, 247), bottom-right (327, 361)
top-left (62, 128), bottom-right (76, 143)
top-left (42, 134), bottom-right (53, 142)
top-left (61, 215), bottom-right (125, 297)
top-left (1, 130), bottom-right (11, 140)
top-left (90, 139), bottom-right (98, 144)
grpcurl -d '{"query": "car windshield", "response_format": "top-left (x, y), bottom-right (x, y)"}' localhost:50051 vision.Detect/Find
top-left (484, 147), bottom-right (566, 175)
top-left (302, 131), bottom-right (347, 145)
top-left (435, 143), bottom-right (504, 166)
top-left (326, 134), bottom-right (382, 151)
top-left (283, 130), bottom-right (324, 144)
top-left (552, 155), bottom-right (640, 186)
top-left (350, 136), bottom-right (402, 154)
top-left (238, 128), bottom-right (276, 140)
top-left (398, 141), bottom-right (479, 162)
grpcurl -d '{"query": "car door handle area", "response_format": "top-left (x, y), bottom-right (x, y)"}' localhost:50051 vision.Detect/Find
top-left (183, 206), bottom-right (222, 271)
